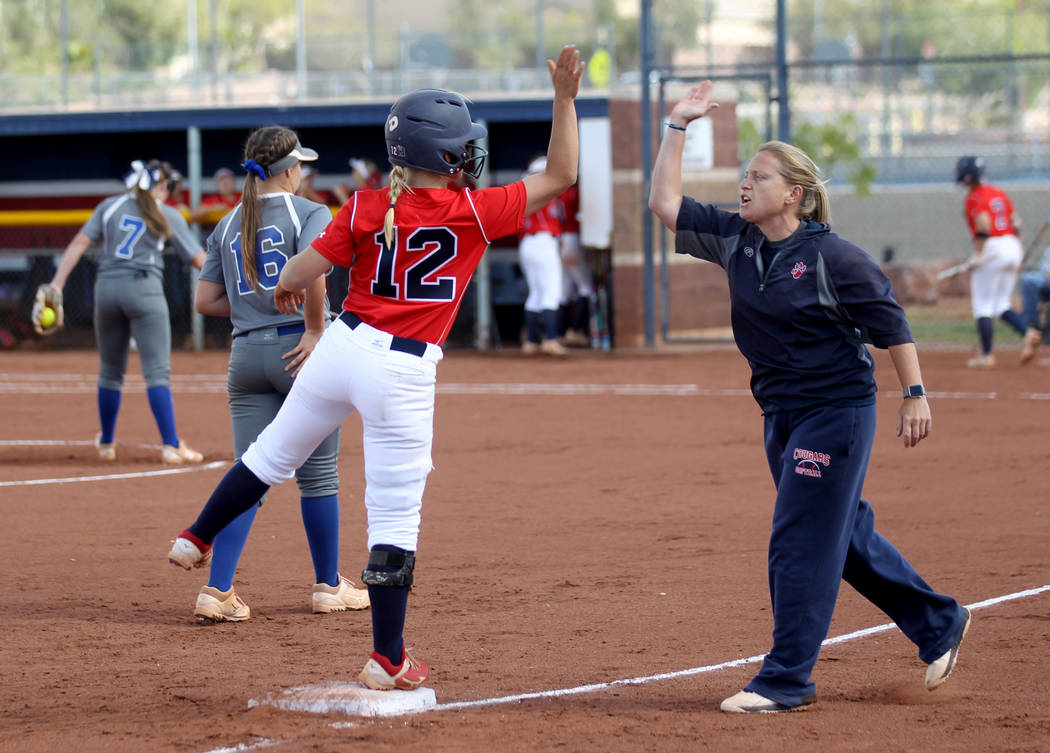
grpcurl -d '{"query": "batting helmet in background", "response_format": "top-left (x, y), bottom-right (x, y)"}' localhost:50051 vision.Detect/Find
top-left (385, 89), bottom-right (489, 179)
top-left (955, 155), bottom-right (985, 184)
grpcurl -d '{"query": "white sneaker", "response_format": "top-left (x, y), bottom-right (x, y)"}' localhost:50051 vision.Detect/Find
top-left (1019, 328), bottom-right (1042, 365)
top-left (94, 433), bottom-right (116, 462)
top-left (194, 586), bottom-right (250, 623)
top-left (540, 338), bottom-right (568, 357)
top-left (925, 608), bottom-right (972, 690)
top-left (966, 353), bottom-right (996, 369)
top-left (168, 534), bottom-right (212, 570)
top-left (720, 690), bottom-right (814, 713)
top-left (161, 441), bottom-right (203, 465)
top-left (312, 574), bottom-right (370, 613)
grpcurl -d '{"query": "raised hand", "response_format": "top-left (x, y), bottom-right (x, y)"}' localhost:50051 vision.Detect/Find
top-left (669, 80), bottom-right (720, 127)
top-left (548, 45), bottom-right (585, 101)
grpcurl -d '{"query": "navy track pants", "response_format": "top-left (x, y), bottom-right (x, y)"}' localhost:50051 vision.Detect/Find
top-left (746, 403), bottom-right (968, 707)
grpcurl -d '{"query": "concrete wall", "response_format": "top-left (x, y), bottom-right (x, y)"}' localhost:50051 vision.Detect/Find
top-left (828, 183), bottom-right (1050, 263)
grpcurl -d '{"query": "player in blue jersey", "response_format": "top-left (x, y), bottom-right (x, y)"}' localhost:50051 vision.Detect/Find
top-left (188, 126), bottom-right (369, 622)
top-left (649, 81), bottom-right (970, 714)
top-left (39, 160), bottom-right (206, 465)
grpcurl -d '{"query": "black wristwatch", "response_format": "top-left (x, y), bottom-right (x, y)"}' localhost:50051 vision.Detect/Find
top-left (903, 384), bottom-right (926, 399)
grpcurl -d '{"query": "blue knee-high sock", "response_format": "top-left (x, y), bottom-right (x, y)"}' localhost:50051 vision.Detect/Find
top-left (300, 495), bottom-right (339, 586)
top-left (1001, 308), bottom-right (1026, 336)
top-left (524, 310), bottom-right (541, 343)
top-left (146, 385), bottom-right (179, 447)
top-left (367, 544), bottom-right (411, 665)
top-left (97, 387), bottom-right (121, 444)
top-left (188, 461), bottom-right (269, 544)
top-left (207, 504), bottom-right (259, 592)
top-left (976, 317), bottom-right (994, 354)
top-left (571, 297), bottom-right (590, 333)
top-left (557, 303), bottom-right (569, 336)
top-left (541, 309), bottom-right (559, 340)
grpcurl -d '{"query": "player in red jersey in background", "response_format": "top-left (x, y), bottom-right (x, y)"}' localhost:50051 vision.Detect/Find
top-left (556, 183), bottom-right (592, 347)
top-left (169, 45), bottom-right (585, 691)
top-left (956, 156), bottom-right (1027, 368)
top-left (518, 157), bottom-right (567, 356)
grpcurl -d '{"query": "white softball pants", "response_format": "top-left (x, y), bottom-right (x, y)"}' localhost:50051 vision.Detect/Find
top-left (970, 234), bottom-right (1022, 319)
top-left (559, 231), bottom-right (593, 303)
top-left (242, 316), bottom-right (442, 551)
top-left (519, 231), bottom-right (563, 312)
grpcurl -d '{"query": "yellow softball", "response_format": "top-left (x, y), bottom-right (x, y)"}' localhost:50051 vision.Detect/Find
top-left (39, 306), bottom-right (56, 328)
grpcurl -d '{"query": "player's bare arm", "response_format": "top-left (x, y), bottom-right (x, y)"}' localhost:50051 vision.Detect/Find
top-left (49, 231), bottom-right (94, 292)
top-left (194, 279), bottom-right (231, 318)
top-left (523, 45), bottom-right (584, 216)
top-left (282, 275), bottom-right (328, 376)
top-left (649, 81), bottom-right (720, 231)
top-left (275, 245), bottom-right (333, 314)
top-left (888, 342), bottom-right (931, 448)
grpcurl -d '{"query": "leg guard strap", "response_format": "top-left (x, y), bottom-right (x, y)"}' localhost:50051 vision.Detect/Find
top-left (362, 548), bottom-right (415, 588)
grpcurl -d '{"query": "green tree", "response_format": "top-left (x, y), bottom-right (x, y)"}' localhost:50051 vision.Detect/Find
top-left (738, 114), bottom-right (876, 196)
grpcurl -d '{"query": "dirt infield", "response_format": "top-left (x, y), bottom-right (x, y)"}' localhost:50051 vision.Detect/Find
top-left (1, 345), bottom-right (1048, 753)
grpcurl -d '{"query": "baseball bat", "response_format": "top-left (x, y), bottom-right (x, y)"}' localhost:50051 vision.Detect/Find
top-left (1020, 217), bottom-right (1050, 270)
top-left (936, 259), bottom-right (977, 282)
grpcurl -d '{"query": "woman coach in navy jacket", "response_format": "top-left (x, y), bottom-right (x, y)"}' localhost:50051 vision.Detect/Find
top-left (648, 81), bottom-right (971, 714)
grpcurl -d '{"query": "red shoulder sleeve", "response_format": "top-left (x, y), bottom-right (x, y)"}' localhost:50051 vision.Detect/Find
top-left (311, 196), bottom-right (356, 266)
top-left (469, 182), bottom-right (527, 241)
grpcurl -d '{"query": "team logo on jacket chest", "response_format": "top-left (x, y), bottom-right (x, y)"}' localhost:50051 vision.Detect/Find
top-left (744, 246), bottom-right (754, 257)
top-left (791, 261), bottom-right (807, 279)
top-left (793, 447), bottom-right (830, 478)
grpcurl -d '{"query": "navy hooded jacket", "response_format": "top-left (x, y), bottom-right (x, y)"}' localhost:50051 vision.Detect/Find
top-left (675, 197), bottom-right (914, 413)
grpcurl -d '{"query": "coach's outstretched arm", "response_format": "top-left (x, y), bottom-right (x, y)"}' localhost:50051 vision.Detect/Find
top-left (649, 81), bottom-right (719, 231)
top-left (523, 45), bottom-right (585, 216)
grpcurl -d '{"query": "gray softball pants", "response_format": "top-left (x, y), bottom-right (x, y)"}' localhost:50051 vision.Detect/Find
top-left (228, 326), bottom-right (340, 498)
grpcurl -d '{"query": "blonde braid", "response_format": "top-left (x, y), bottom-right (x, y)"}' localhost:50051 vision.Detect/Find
top-left (383, 166), bottom-right (412, 249)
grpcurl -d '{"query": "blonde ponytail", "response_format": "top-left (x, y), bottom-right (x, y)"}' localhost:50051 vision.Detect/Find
top-left (757, 141), bottom-right (832, 225)
top-left (383, 166), bottom-right (413, 249)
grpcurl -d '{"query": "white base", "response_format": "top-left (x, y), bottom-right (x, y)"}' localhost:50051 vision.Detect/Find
top-left (249, 681), bottom-right (437, 717)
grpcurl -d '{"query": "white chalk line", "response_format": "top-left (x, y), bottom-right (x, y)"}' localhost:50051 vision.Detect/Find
top-left (0, 460), bottom-right (228, 487)
top-left (0, 372), bottom-right (1045, 400)
top-left (195, 586), bottom-right (1050, 753)
top-left (427, 584), bottom-right (1050, 713)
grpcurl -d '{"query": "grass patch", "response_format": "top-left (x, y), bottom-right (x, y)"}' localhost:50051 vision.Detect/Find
top-left (904, 296), bottom-right (1018, 346)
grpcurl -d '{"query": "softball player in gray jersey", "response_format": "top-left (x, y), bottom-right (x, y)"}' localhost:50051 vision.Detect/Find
top-left (191, 126), bottom-right (368, 622)
top-left (45, 160), bottom-right (206, 465)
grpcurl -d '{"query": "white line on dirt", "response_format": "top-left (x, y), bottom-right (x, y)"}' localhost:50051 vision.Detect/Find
top-left (427, 584), bottom-right (1049, 712)
top-left (0, 374), bottom-right (1037, 400)
top-left (198, 585), bottom-right (1048, 752)
top-left (0, 460), bottom-right (228, 486)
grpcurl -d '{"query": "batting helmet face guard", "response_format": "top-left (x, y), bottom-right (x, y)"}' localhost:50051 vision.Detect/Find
top-left (956, 156), bottom-right (985, 184)
top-left (385, 89), bottom-right (488, 179)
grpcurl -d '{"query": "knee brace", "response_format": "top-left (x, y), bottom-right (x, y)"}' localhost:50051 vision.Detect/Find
top-left (361, 547), bottom-right (415, 588)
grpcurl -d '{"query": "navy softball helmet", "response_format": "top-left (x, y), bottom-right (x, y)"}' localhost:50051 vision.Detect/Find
top-left (385, 89), bottom-right (488, 179)
top-left (955, 155), bottom-right (985, 184)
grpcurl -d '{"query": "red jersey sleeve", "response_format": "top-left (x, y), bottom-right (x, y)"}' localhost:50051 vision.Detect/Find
top-left (469, 181), bottom-right (527, 241)
top-left (311, 198), bottom-right (356, 265)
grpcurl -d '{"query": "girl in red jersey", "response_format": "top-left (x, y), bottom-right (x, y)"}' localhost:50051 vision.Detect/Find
top-left (518, 156), bottom-right (567, 356)
top-left (169, 45), bottom-right (584, 691)
top-left (955, 156), bottom-right (1027, 368)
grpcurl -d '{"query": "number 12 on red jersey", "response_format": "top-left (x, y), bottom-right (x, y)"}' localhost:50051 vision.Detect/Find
top-left (370, 227), bottom-right (458, 302)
